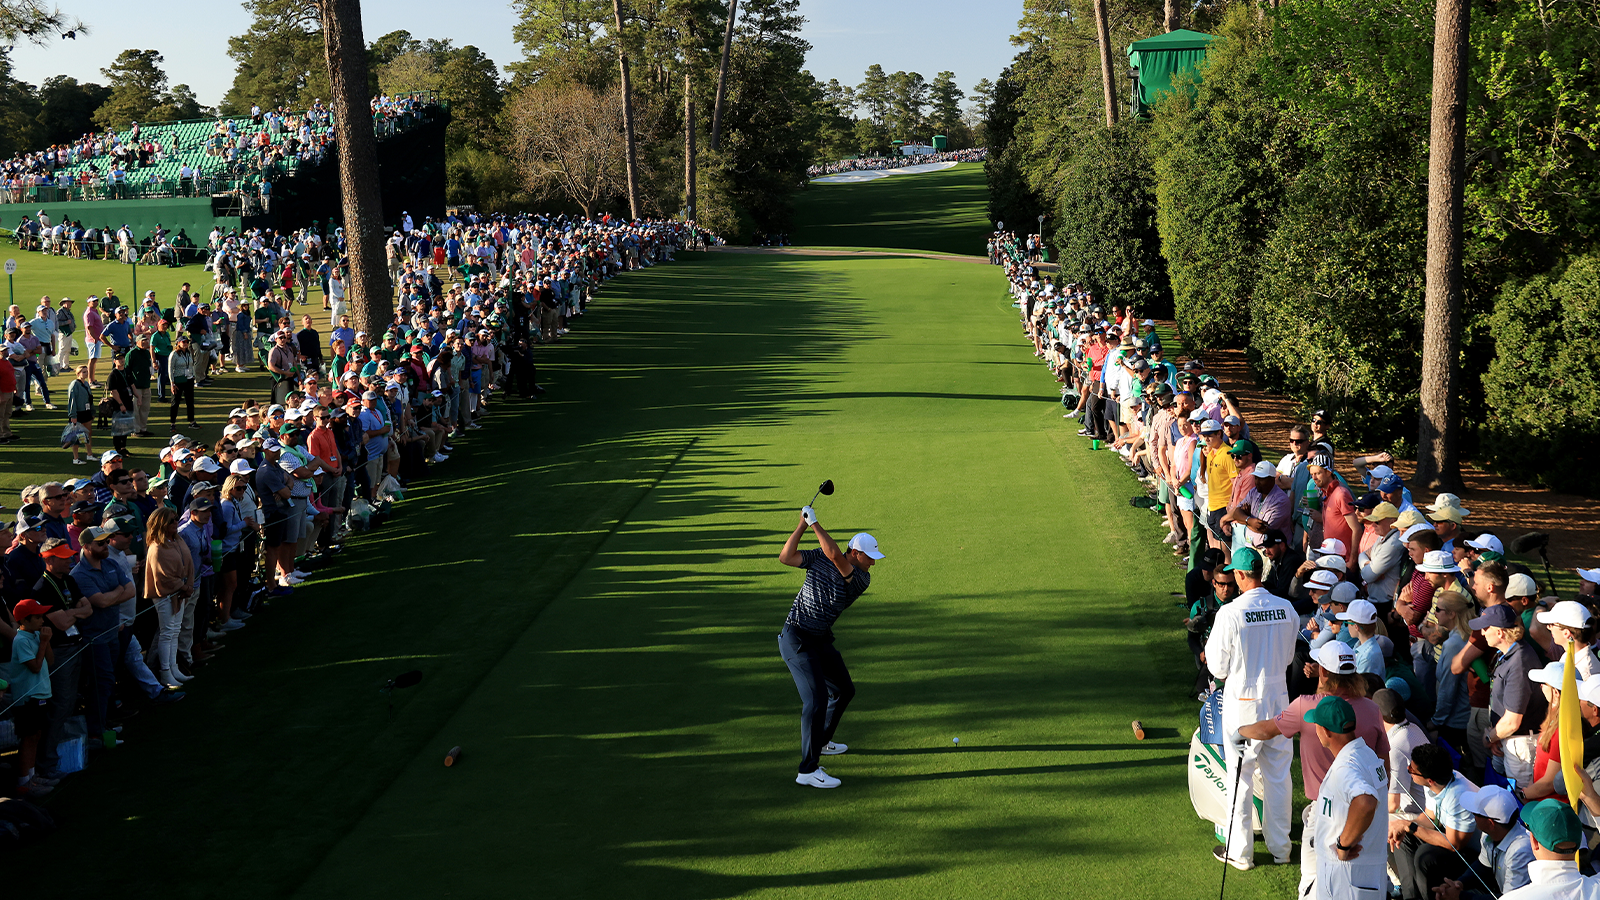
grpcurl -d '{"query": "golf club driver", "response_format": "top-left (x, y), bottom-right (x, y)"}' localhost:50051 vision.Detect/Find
top-left (809, 479), bottom-right (835, 507)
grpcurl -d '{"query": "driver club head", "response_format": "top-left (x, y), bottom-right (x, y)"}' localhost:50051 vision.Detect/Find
top-left (809, 479), bottom-right (835, 506)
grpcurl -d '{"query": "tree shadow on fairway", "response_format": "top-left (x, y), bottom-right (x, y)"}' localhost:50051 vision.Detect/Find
top-left (5, 253), bottom-right (897, 900)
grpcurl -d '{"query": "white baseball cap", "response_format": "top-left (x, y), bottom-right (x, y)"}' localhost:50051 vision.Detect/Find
top-left (1312, 642), bottom-right (1356, 674)
top-left (1251, 461), bottom-right (1277, 478)
top-left (228, 459), bottom-right (253, 475)
top-left (1466, 534), bottom-right (1504, 554)
top-left (1336, 599), bottom-right (1379, 625)
top-left (1506, 573), bottom-right (1539, 598)
top-left (193, 457), bottom-right (221, 474)
top-left (848, 533), bottom-right (885, 560)
top-left (1580, 675), bottom-right (1600, 707)
top-left (1307, 569), bottom-right (1340, 592)
top-left (1536, 600), bottom-right (1594, 631)
top-left (1313, 538), bottom-right (1347, 559)
top-left (1318, 555), bottom-right (1349, 575)
top-left (1461, 786), bottom-right (1518, 825)
top-left (1529, 660), bottom-right (1568, 688)
top-left (1368, 464), bottom-right (1396, 481)
top-left (1576, 568), bottom-right (1600, 586)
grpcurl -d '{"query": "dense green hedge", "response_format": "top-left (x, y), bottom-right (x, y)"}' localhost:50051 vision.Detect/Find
top-left (1053, 124), bottom-right (1171, 315)
top-left (1480, 253), bottom-right (1600, 494)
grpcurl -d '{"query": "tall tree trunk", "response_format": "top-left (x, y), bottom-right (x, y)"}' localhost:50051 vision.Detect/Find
top-left (318, 0), bottom-right (389, 336)
top-left (613, 0), bottom-right (641, 220)
top-left (1416, 0), bottom-right (1469, 492)
top-left (710, 0), bottom-right (737, 151)
top-left (1164, 0), bottom-right (1180, 31)
top-left (1093, 0), bottom-right (1120, 128)
top-left (685, 74), bottom-right (697, 220)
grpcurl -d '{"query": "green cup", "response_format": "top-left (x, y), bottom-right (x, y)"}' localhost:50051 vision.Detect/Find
top-left (1090, 439), bottom-right (1104, 450)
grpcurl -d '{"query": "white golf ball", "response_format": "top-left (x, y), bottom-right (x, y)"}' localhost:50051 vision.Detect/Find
top-left (952, 737), bottom-right (960, 744)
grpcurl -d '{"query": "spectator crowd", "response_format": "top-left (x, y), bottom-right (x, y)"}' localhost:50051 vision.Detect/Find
top-left (0, 208), bottom-right (706, 811)
top-left (806, 147), bottom-right (987, 178)
top-left (996, 230), bottom-right (1600, 899)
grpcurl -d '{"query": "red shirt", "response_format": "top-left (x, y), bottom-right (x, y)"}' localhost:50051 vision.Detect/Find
top-left (1535, 725), bottom-right (1561, 783)
top-left (0, 358), bottom-right (14, 393)
top-left (1321, 482), bottom-right (1357, 564)
top-left (1085, 342), bottom-right (1109, 380)
top-left (307, 425), bottom-right (341, 475)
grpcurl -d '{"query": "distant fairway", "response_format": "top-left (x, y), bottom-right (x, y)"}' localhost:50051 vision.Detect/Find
top-left (790, 162), bottom-right (991, 256)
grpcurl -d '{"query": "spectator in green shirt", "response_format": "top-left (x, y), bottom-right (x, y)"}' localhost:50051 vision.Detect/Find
top-left (151, 319), bottom-right (173, 402)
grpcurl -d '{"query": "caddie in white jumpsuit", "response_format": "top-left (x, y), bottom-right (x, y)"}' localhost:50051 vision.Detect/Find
top-left (1205, 546), bottom-right (1298, 869)
top-left (1309, 696), bottom-right (1389, 900)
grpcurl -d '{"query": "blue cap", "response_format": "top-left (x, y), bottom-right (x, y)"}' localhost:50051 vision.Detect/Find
top-left (1468, 604), bottom-right (1519, 631)
top-left (1378, 474), bottom-right (1404, 493)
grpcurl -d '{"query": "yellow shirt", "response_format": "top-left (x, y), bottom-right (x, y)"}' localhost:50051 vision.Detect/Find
top-left (1206, 446), bottom-right (1239, 512)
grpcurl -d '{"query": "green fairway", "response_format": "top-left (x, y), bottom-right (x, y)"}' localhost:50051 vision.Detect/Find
top-left (8, 250), bottom-right (1293, 899)
top-left (790, 163), bottom-right (991, 256)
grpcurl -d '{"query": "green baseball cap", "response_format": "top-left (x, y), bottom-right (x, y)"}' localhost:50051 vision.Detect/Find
top-left (1520, 799), bottom-right (1582, 852)
top-left (1223, 547), bottom-right (1262, 573)
top-left (1302, 696), bottom-right (1356, 734)
top-left (1229, 438), bottom-right (1259, 457)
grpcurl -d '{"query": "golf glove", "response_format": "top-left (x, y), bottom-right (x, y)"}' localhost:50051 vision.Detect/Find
top-left (801, 506), bottom-right (817, 525)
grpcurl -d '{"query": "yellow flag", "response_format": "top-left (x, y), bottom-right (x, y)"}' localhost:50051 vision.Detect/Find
top-left (1561, 639), bottom-right (1583, 816)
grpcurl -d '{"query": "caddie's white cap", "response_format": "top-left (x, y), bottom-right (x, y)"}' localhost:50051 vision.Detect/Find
top-left (848, 533), bottom-right (885, 560)
top-left (1252, 461), bottom-right (1277, 478)
top-left (1336, 599), bottom-right (1379, 625)
top-left (1461, 786), bottom-right (1518, 825)
top-left (1312, 642), bottom-right (1355, 674)
top-left (1506, 573), bottom-right (1539, 598)
top-left (1537, 600), bottom-right (1593, 631)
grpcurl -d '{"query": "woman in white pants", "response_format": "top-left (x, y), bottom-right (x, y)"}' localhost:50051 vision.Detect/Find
top-left (141, 507), bottom-right (195, 689)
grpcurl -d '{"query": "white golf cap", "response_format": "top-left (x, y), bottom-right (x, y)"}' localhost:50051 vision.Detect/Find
top-left (1318, 555), bottom-right (1348, 575)
top-left (1314, 538), bottom-right (1347, 559)
top-left (1466, 534), bottom-right (1504, 554)
top-left (1417, 550), bottom-right (1460, 574)
top-left (1307, 569), bottom-right (1340, 592)
top-left (1529, 660), bottom-right (1568, 688)
top-left (1581, 675), bottom-right (1600, 707)
top-left (193, 456), bottom-right (221, 474)
top-left (1461, 786), bottom-right (1519, 825)
top-left (1336, 599), bottom-right (1379, 625)
top-left (1251, 461), bottom-right (1277, 478)
top-left (1368, 464), bottom-right (1396, 481)
top-left (228, 459), bottom-right (253, 475)
top-left (848, 533), bottom-right (885, 560)
top-left (1506, 573), bottom-right (1539, 598)
top-left (1536, 600), bottom-right (1593, 630)
top-left (1577, 568), bottom-right (1600, 585)
top-left (1312, 642), bottom-right (1356, 674)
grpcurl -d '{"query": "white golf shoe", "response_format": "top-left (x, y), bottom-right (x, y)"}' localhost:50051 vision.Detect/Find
top-left (795, 767), bottom-right (841, 789)
top-left (821, 741), bottom-right (848, 755)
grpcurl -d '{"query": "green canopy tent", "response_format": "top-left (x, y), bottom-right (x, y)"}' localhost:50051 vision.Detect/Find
top-left (1126, 29), bottom-right (1217, 118)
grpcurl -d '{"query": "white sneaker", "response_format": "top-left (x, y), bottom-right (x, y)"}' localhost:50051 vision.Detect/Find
top-left (1161, 531), bottom-right (1178, 545)
top-left (795, 767), bottom-right (841, 789)
top-left (220, 620), bottom-right (245, 632)
top-left (280, 573), bottom-right (306, 586)
top-left (291, 569), bottom-right (312, 579)
top-left (235, 366), bottom-right (247, 374)
top-left (821, 741), bottom-right (848, 755)
top-left (431, 453), bottom-right (448, 463)
top-left (45, 403), bottom-right (57, 410)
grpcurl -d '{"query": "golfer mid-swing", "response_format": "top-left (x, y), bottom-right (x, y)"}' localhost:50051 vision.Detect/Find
top-left (778, 505), bottom-right (885, 788)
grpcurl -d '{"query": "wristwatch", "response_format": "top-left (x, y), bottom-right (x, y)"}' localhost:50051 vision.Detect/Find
top-left (1408, 822), bottom-right (1419, 835)
top-left (1333, 839), bottom-right (1350, 851)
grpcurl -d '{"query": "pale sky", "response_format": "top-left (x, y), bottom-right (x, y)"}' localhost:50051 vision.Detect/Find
top-left (7, 0), bottom-right (1021, 110)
